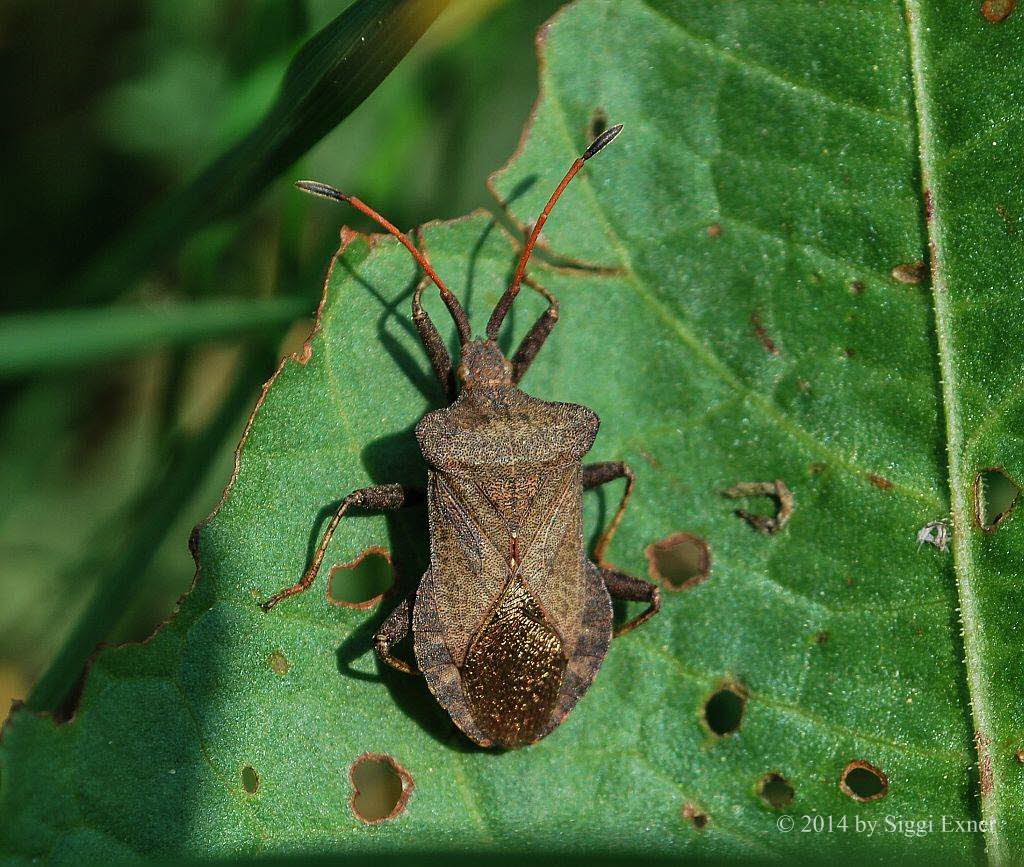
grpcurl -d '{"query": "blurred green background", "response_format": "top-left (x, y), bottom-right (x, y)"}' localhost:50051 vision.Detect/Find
top-left (0, 0), bottom-right (562, 711)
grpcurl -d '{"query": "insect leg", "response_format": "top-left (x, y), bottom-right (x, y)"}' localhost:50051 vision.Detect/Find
top-left (374, 595), bottom-right (418, 675)
top-left (582, 461), bottom-right (635, 565)
top-left (599, 566), bottom-right (661, 637)
top-left (510, 278), bottom-right (559, 384)
top-left (260, 483), bottom-right (422, 611)
top-left (412, 276), bottom-right (455, 399)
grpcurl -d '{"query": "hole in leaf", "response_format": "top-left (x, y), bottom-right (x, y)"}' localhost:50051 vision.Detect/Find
top-left (840, 760), bottom-right (888, 802)
top-left (268, 650), bottom-right (290, 676)
top-left (722, 480), bottom-right (794, 534)
top-left (757, 772), bottom-right (795, 810)
top-left (241, 765), bottom-right (260, 795)
top-left (682, 803), bottom-right (708, 829)
top-left (645, 533), bottom-right (711, 591)
top-left (974, 467), bottom-right (1020, 532)
top-left (703, 682), bottom-right (746, 736)
top-left (589, 109), bottom-right (609, 139)
top-left (328, 547), bottom-right (394, 609)
top-left (349, 753), bottom-right (413, 824)
top-left (891, 260), bottom-right (927, 284)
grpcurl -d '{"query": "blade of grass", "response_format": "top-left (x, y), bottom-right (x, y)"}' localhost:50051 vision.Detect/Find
top-left (72, 0), bottom-right (449, 306)
top-left (25, 344), bottom-right (278, 714)
top-left (0, 297), bottom-right (307, 377)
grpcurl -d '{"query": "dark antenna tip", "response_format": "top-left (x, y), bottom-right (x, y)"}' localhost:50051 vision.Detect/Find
top-left (295, 179), bottom-right (351, 203)
top-left (582, 123), bottom-right (623, 160)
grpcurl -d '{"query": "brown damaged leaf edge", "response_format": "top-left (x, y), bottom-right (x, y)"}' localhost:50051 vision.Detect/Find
top-left (839, 760), bottom-right (889, 803)
top-left (349, 752), bottom-right (414, 825)
top-left (722, 480), bottom-right (793, 534)
top-left (260, 127), bottom-right (662, 750)
top-left (327, 546), bottom-right (396, 610)
top-left (0, 230), bottom-right (370, 737)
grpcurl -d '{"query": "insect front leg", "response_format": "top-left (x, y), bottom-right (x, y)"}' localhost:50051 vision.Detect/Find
top-left (582, 460), bottom-right (635, 565)
top-left (600, 566), bottom-right (661, 637)
top-left (374, 595), bottom-right (418, 675)
top-left (412, 277), bottom-right (456, 399)
top-left (260, 483), bottom-right (422, 611)
top-left (510, 279), bottom-right (559, 384)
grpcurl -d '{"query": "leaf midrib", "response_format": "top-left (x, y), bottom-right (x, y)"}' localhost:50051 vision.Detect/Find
top-left (902, 0), bottom-right (996, 860)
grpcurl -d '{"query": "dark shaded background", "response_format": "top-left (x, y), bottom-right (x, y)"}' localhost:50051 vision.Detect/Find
top-left (0, 0), bottom-right (562, 710)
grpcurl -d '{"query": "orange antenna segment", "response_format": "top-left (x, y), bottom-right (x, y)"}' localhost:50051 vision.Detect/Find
top-left (486, 124), bottom-right (623, 340)
top-left (296, 180), bottom-right (472, 345)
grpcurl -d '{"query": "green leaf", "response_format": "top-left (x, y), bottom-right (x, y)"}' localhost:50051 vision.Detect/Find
top-left (0, 299), bottom-right (306, 377)
top-left (72, 0), bottom-right (449, 305)
top-left (3, 0), bottom-right (1023, 861)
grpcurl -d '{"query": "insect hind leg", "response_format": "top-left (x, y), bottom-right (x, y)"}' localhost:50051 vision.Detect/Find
top-left (375, 595), bottom-right (418, 675)
top-left (600, 566), bottom-right (661, 637)
top-left (582, 461), bottom-right (635, 565)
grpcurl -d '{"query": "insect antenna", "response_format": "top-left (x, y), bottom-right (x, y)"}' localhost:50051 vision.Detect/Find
top-left (296, 180), bottom-right (472, 345)
top-left (486, 123), bottom-right (623, 341)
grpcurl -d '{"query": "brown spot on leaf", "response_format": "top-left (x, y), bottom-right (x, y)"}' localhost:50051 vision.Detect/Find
top-left (982, 0), bottom-right (1016, 21)
top-left (639, 449), bottom-right (660, 468)
top-left (849, 280), bottom-right (865, 295)
top-left (750, 311), bottom-right (780, 355)
top-left (645, 533), bottom-right (711, 591)
top-left (706, 222), bottom-right (723, 238)
top-left (996, 203), bottom-right (1017, 234)
top-left (924, 189), bottom-right (934, 221)
top-left (268, 650), bottom-right (290, 677)
top-left (703, 681), bottom-right (747, 736)
top-left (868, 474), bottom-right (894, 490)
top-left (840, 760), bottom-right (888, 802)
top-left (814, 631), bottom-right (829, 645)
top-left (757, 772), bottom-right (795, 810)
top-left (328, 547), bottom-right (394, 609)
top-left (974, 467), bottom-right (1021, 532)
top-left (843, 347), bottom-right (855, 358)
top-left (891, 261), bottom-right (927, 285)
top-left (722, 480), bottom-right (794, 534)
top-left (976, 732), bottom-right (994, 797)
top-left (809, 461), bottom-right (827, 476)
top-left (1014, 748), bottom-right (1024, 763)
top-left (683, 803), bottom-right (709, 829)
top-left (350, 753), bottom-right (413, 824)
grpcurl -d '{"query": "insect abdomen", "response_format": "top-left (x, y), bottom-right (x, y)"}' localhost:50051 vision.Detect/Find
top-left (460, 578), bottom-right (567, 749)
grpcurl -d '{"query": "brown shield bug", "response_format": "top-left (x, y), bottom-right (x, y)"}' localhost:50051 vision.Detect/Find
top-left (261, 124), bottom-right (660, 748)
